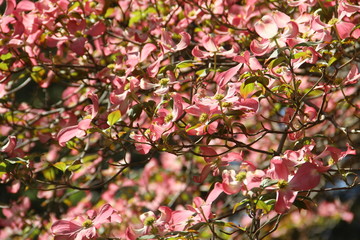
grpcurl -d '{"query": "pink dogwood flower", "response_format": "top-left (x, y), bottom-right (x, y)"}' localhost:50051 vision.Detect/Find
top-left (193, 147), bottom-right (242, 183)
top-left (159, 30), bottom-right (191, 54)
top-left (51, 204), bottom-right (121, 240)
top-left (0, 197), bottom-right (30, 229)
top-left (126, 206), bottom-right (173, 239)
top-left (185, 95), bottom-right (221, 135)
top-left (1, 135), bottom-right (17, 155)
top-left (57, 92), bottom-right (99, 146)
top-left (344, 64), bottom-right (360, 85)
top-left (0, 135), bottom-right (25, 157)
top-left (254, 15), bottom-right (279, 39)
top-left (267, 157), bottom-right (322, 213)
top-left (192, 35), bottom-right (239, 59)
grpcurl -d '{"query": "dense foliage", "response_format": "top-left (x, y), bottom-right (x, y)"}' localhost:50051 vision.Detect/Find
top-left (0, 0), bottom-right (359, 239)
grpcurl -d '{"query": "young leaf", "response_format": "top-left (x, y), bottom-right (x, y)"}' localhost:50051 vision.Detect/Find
top-left (107, 110), bottom-right (121, 126)
top-left (240, 82), bottom-right (255, 98)
top-left (43, 168), bottom-right (56, 181)
top-left (0, 52), bottom-right (12, 61)
top-left (176, 60), bottom-right (195, 69)
top-left (53, 162), bottom-right (67, 173)
top-left (256, 200), bottom-right (273, 213)
top-left (260, 178), bottom-right (278, 188)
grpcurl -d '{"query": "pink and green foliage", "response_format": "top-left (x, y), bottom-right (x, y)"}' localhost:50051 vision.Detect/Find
top-left (0, 0), bottom-right (359, 239)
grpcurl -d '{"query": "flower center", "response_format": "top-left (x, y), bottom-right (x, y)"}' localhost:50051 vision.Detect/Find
top-left (214, 94), bottom-right (224, 100)
top-left (236, 171), bottom-right (247, 182)
top-left (199, 113), bottom-right (208, 123)
top-left (221, 102), bottom-right (232, 108)
top-left (143, 216), bottom-right (156, 226)
top-left (328, 18), bottom-right (339, 26)
top-left (124, 83), bottom-right (131, 90)
top-left (277, 179), bottom-right (288, 189)
top-left (164, 113), bottom-right (173, 123)
top-left (159, 78), bottom-right (169, 86)
top-left (82, 219), bottom-right (93, 228)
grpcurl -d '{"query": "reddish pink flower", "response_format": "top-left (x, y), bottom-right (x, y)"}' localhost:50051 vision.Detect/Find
top-left (0, 135), bottom-right (17, 154)
top-left (186, 183), bottom-right (223, 222)
top-left (0, 197), bottom-right (30, 229)
top-left (292, 46), bottom-right (320, 69)
top-left (254, 15), bottom-right (278, 39)
top-left (193, 147), bottom-right (239, 183)
top-left (57, 92), bottom-right (99, 146)
top-left (338, 0), bottom-right (360, 20)
top-left (335, 20), bottom-right (355, 39)
top-left (185, 95), bottom-right (221, 135)
top-left (126, 206), bottom-right (173, 239)
top-left (192, 35), bottom-right (239, 59)
top-left (159, 30), bottom-right (191, 54)
top-left (267, 158), bottom-right (322, 213)
top-left (51, 204), bottom-right (121, 240)
top-left (214, 63), bottom-right (242, 88)
top-left (316, 144), bottom-right (356, 164)
top-left (140, 43), bottom-right (157, 63)
top-left (250, 38), bottom-right (273, 56)
top-left (318, 199), bottom-right (354, 223)
top-left (221, 169), bottom-right (243, 194)
top-left (0, 135), bottom-right (24, 157)
top-left (233, 50), bottom-right (262, 74)
top-left (344, 65), bottom-right (360, 85)
top-left (147, 54), bottom-right (163, 78)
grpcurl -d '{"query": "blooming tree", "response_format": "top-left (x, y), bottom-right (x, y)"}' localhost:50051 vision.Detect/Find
top-left (0, 0), bottom-right (359, 239)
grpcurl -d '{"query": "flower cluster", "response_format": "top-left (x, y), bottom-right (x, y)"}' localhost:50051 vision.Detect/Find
top-left (0, 0), bottom-right (358, 239)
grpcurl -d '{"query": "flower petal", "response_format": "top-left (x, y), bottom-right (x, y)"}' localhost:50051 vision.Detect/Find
top-left (255, 15), bottom-right (278, 39)
top-left (275, 189), bottom-right (297, 213)
top-left (51, 220), bottom-right (82, 235)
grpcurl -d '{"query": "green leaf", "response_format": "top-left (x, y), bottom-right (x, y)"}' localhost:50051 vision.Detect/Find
top-left (209, 114), bottom-right (223, 123)
top-left (68, 1), bottom-right (80, 12)
top-left (189, 222), bottom-right (206, 230)
top-left (68, 190), bottom-right (86, 205)
top-left (67, 159), bottom-right (82, 172)
top-left (31, 66), bottom-right (46, 83)
top-left (82, 154), bottom-right (98, 163)
top-left (43, 168), bottom-right (56, 181)
top-left (0, 52), bottom-right (12, 61)
top-left (267, 47), bottom-right (288, 59)
top-left (293, 41), bottom-right (322, 48)
top-left (293, 199), bottom-right (308, 210)
top-left (143, 100), bottom-right (156, 117)
top-left (128, 104), bottom-right (143, 121)
top-left (5, 157), bottom-right (29, 164)
top-left (293, 52), bottom-right (308, 59)
top-left (328, 56), bottom-right (338, 66)
top-left (129, 10), bottom-right (142, 26)
top-left (0, 162), bottom-right (7, 175)
top-left (53, 162), bottom-right (67, 173)
top-left (0, 62), bottom-right (8, 71)
top-left (107, 110), bottom-right (121, 126)
top-left (260, 178), bottom-right (278, 188)
top-left (233, 199), bottom-right (249, 213)
top-left (176, 60), bottom-right (195, 69)
top-left (256, 200), bottom-right (273, 213)
top-left (240, 82), bottom-right (254, 98)
top-left (104, 7), bottom-right (115, 18)
top-left (196, 69), bottom-right (207, 77)
top-left (158, 64), bottom-right (175, 74)
top-left (185, 123), bottom-right (202, 132)
top-left (268, 57), bottom-right (287, 69)
top-left (144, 7), bottom-right (157, 14)
top-left (245, 76), bottom-right (269, 86)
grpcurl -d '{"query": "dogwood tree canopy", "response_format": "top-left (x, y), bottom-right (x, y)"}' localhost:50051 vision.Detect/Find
top-left (0, 0), bottom-right (359, 239)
